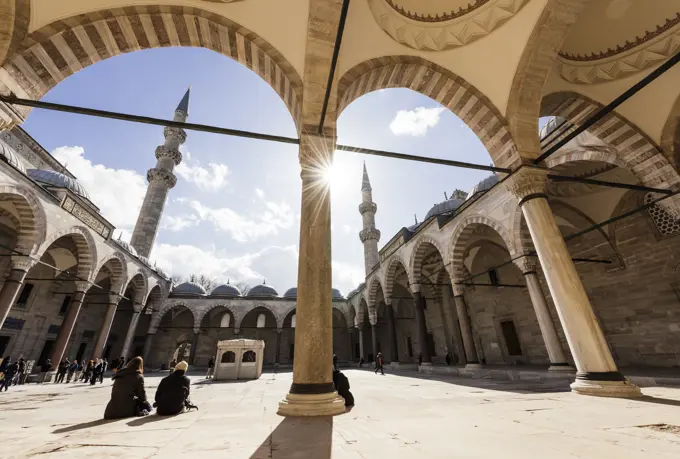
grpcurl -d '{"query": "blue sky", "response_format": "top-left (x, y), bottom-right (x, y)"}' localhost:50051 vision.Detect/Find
top-left (22, 47), bottom-right (498, 295)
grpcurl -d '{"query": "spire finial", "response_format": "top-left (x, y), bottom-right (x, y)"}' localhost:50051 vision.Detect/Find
top-left (444, 191), bottom-right (448, 200)
top-left (176, 86), bottom-right (191, 114)
top-left (414, 214), bottom-right (418, 225)
top-left (227, 278), bottom-right (230, 285)
top-left (361, 162), bottom-right (372, 191)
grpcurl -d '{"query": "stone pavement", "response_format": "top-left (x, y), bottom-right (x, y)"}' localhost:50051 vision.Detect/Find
top-left (1, 369), bottom-right (680, 458)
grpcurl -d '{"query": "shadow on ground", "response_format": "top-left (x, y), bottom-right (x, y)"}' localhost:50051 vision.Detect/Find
top-left (251, 416), bottom-right (334, 459)
top-left (52, 418), bottom-right (119, 434)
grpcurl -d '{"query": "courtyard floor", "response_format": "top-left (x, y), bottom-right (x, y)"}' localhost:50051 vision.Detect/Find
top-left (1, 369), bottom-right (680, 458)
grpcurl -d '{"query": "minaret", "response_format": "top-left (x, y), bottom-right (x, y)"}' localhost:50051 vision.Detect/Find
top-left (359, 163), bottom-right (381, 276)
top-left (130, 88), bottom-right (190, 258)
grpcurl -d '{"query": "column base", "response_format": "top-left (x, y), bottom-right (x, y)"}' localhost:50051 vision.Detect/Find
top-left (549, 364), bottom-right (575, 372)
top-left (278, 391), bottom-right (347, 417)
top-left (570, 377), bottom-right (642, 398)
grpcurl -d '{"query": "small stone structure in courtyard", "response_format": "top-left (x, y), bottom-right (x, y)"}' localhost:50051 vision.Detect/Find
top-left (214, 339), bottom-right (265, 380)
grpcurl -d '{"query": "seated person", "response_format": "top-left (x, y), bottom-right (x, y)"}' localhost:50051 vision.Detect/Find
top-left (154, 361), bottom-right (194, 416)
top-left (333, 367), bottom-right (354, 407)
top-left (104, 357), bottom-right (151, 419)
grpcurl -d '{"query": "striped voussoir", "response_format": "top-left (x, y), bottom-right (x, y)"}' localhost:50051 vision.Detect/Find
top-left (448, 215), bottom-right (515, 281)
top-left (0, 5), bottom-right (302, 125)
top-left (36, 226), bottom-right (97, 281)
top-left (92, 252), bottom-right (128, 297)
top-left (142, 285), bottom-right (164, 313)
top-left (408, 236), bottom-right (446, 292)
top-left (125, 272), bottom-right (149, 307)
top-left (150, 302), bottom-right (197, 334)
top-left (0, 184), bottom-right (46, 255)
top-left (382, 256), bottom-right (409, 302)
top-left (337, 56), bottom-right (519, 169)
top-left (542, 92), bottom-right (680, 191)
top-left (367, 276), bottom-right (383, 308)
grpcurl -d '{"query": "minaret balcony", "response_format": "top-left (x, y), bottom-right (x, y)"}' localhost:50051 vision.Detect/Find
top-left (359, 228), bottom-right (381, 243)
top-left (359, 202), bottom-right (377, 215)
top-left (163, 126), bottom-right (187, 144)
top-left (147, 168), bottom-right (177, 188)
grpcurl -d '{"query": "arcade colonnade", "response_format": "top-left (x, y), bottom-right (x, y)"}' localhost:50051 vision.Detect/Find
top-left (1, 0), bottom-right (680, 416)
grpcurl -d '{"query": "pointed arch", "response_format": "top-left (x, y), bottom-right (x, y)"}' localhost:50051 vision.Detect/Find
top-left (150, 302), bottom-right (196, 334)
top-left (382, 255), bottom-right (409, 303)
top-left (0, 5), bottom-right (302, 127)
top-left (196, 303), bottom-right (236, 329)
top-left (36, 225), bottom-right (97, 279)
top-left (409, 236), bottom-right (447, 293)
top-left (0, 183), bottom-right (47, 255)
top-left (124, 272), bottom-right (148, 309)
top-left (91, 251), bottom-right (127, 296)
top-left (367, 276), bottom-right (384, 308)
top-left (337, 56), bottom-right (519, 169)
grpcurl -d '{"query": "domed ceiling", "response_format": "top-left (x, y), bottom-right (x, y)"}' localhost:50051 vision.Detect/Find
top-left (558, 0), bottom-right (680, 84)
top-left (368, 0), bottom-right (528, 51)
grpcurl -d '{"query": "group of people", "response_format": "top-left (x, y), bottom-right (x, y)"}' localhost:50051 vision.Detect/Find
top-left (0, 356), bottom-right (26, 391)
top-left (104, 358), bottom-right (196, 419)
top-left (49, 357), bottom-right (110, 385)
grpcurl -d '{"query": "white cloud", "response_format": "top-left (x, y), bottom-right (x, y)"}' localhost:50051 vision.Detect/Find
top-left (332, 260), bottom-right (365, 296)
top-left (161, 214), bottom-right (199, 232)
top-left (51, 146), bottom-right (146, 230)
top-left (178, 189), bottom-right (293, 243)
top-left (175, 153), bottom-right (229, 192)
top-left (342, 224), bottom-right (352, 233)
top-left (389, 106), bottom-right (445, 136)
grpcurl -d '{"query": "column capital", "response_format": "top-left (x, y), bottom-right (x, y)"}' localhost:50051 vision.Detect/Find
top-left (10, 256), bottom-right (36, 272)
top-left (107, 294), bottom-right (121, 305)
top-left (193, 327), bottom-right (201, 334)
top-left (504, 167), bottom-right (548, 202)
top-left (513, 255), bottom-right (539, 274)
top-left (451, 284), bottom-right (466, 297)
top-left (298, 132), bottom-right (335, 169)
top-left (74, 281), bottom-right (91, 294)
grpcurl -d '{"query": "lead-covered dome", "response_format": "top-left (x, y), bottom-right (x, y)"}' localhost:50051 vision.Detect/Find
top-left (27, 169), bottom-right (90, 199)
top-left (283, 287), bottom-right (297, 299)
top-left (247, 283), bottom-right (279, 298)
top-left (113, 238), bottom-right (138, 257)
top-left (424, 191), bottom-right (466, 220)
top-left (0, 142), bottom-right (26, 174)
top-left (539, 116), bottom-right (566, 141)
top-left (173, 281), bottom-right (206, 296)
top-left (467, 174), bottom-right (500, 201)
top-left (211, 283), bottom-right (242, 297)
top-left (332, 288), bottom-right (344, 300)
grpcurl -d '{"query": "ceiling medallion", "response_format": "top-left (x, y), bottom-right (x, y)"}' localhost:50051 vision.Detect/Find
top-left (368, 0), bottom-right (528, 51)
top-left (558, 13), bottom-right (680, 84)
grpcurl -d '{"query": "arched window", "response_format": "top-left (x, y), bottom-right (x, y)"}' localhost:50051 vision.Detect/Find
top-left (220, 313), bottom-right (231, 328)
top-left (221, 351), bottom-right (235, 363)
top-left (256, 313), bottom-right (266, 328)
top-left (242, 350), bottom-right (256, 362)
top-left (291, 314), bottom-right (296, 328)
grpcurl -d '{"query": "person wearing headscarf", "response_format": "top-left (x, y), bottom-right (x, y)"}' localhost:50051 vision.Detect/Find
top-left (103, 357), bottom-right (151, 419)
top-left (154, 361), bottom-right (195, 416)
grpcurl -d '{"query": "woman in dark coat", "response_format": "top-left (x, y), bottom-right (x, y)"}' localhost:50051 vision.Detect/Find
top-left (103, 357), bottom-right (151, 419)
top-left (154, 361), bottom-right (192, 416)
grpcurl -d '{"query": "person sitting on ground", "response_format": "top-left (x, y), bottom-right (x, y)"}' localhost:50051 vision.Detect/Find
top-left (104, 356), bottom-right (152, 419)
top-left (154, 361), bottom-right (197, 416)
top-left (333, 365), bottom-right (354, 408)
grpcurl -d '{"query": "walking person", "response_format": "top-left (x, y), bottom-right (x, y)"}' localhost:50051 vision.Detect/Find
top-left (82, 360), bottom-right (93, 382)
top-left (374, 351), bottom-right (384, 375)
top-left (38, 358), bottom-right (51, 383)
top-left (0, 358), bottom-right (17, 391)
top-left (99, 358), bottom-right (108, 384)
top-left (206, 357), bottom-right (214, 379)
top-left (16, 358), bottom-right (25, 385)
top-left (104, 357), bottom-right (152, 419)
top-left (333, 354), bottom-right (338, 371)
top-left (90, 359), bottom-right (103, 385)
top-left (55, 358), bottom-right (69, 383)
top-left (66, 360), bottom-right (79, 383)
top-left (0, 356), bottom-right (9, 381)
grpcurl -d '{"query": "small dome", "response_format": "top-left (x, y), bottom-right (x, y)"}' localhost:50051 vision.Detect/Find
top-left (247, 283), bottom-right (279, 298)
top-left (424, 197), bottom-right (465, 220)
top-left (211, 283), bottom-right (242, 297)
top-left (155, 266), bottom-right (169, 279)
top-left (283, 287), bottom-right (297, 299)
top-left (357, 282), bottom-right (366, 291)
top-left (27, 169), bottom-right (90, 199)
top-left (539, 116), bottom-right (566, 141)
top-left (332, 288), bottom-right (344, 300)
top-left (113, 238), bottom-right (138, 257)
top-left (467, 174), bottom-right (500, 201)
top-left (137, 256), bottom-right (152, 267)
top-left (0, 142), bottom-right (26, 174)
top-left (173, 281), bottom-right (206, 296)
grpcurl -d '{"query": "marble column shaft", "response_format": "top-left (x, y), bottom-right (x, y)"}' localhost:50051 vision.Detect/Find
top-left (453, 294), bottom-right (479, 364)
top-left (413, 291), bottom-right (431, 363)
top-left (386, 303), bottom-right (399, 363)
top-left (51, 288), bottom-right (87, 369)
top-left (120, 311), bottom-right (141, 359)
top-left (0, 265), bottom-right (30, 329)
top-left (358, 325), bottom-right (365, 361)
top-left (142, 333), bottom-right (155, 364)
top-left (371, 324), bottom-right (378, 361)
top-left (188, 331), bottom-right (200, 364)
top-left (275, 330), bottom-right (282, 364)
top-left (91, 300), bottom-right (119, 360)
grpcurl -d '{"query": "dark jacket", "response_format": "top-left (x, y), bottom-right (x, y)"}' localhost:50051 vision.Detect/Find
top-left (5, 362), bottom-right (18, 378)
top-left (103, 367), bottom-right (147, 419)
top-left (41, 360), bottom-right (51, 372)
top-left (333, 370), bottom-right (354, 407)
top-left (155, 371), bottom-right (191, 416)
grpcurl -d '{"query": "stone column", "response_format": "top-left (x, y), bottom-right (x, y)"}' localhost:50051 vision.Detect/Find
top-left (51, 282), bottom-right (89, 369)
top-left (91, 296), bottom-right (120, 360)
top-left (452, 288), bottom-right (480, 366)
top-left (514, 256), bottom-right (572, 371)
top-left (188, 330), bottom-right (200, 365)
top-left (0, 257), bottom-right (34, 329)
top-left (348, 327), bottom-right (355, 361)
top-left (275, 329), bottom-right (282, 365)
top-left (505, 167), bottom-right (640, 397)
top-left (278, 134), bottom-right (345, 416)
top-left (120, 311), bottom-right (141, 359)
top-left (386, 302), bottom-right (399, 363)
top-left (357, 323), bottom-right (365, 361)
top-left (371, 323), bottom-right (378, 361)
top-left (142, 333), bottom-right (155, 364)
top-left (413, 291), bottom-right (431, 364)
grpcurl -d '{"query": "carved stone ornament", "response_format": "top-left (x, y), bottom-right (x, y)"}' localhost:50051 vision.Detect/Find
top-left (147, 168), bottom-right (178, 188)
top-left (11, 256), bottom-right (36, 271)
top-left (367, 0), bottom-right (529, 51)
top-left (558, 14), bottom-right (680, 84)
top-left (503, 167), bottom-right (548, 200)
top-left (513, 255), bottom-right (538, 274)
top-left (163, 126), bottom-right (187, 144)
top-left (155, 146), bottom-right (182, 165)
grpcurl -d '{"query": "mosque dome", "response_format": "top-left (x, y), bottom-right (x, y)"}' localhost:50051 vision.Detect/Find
top-left (137, 256), bottom-right (152, 267)
top-left (27, 169), bottom-right (90, 199)
top-left (424, 191), bottom-right (466, 220)
top-left (155, 266), bottom-right (169, 279)
top-left (539, 116), bottom-right (566, 141)
top-left (211, 283), bottom-right (242, 297)
top-left (467, 174), bottom-right (500, 201)
top-left (113, 238), bottom-right (138, 257)
top-left (247, 283), bottom-right (279, 298)
top-left (283, 287), bottom-right (297, 299)
top-left (0, 142), bottom-right (26, 174)
top-left (332, 288), bottom-right (344, 300)
top-left (173, 281), bottom-right (207, 296)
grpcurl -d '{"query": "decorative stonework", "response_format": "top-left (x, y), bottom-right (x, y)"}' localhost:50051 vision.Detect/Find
top-left (367, 0), bottom-right (528, 51)
top-left (62, 196), bottom-right (111, 239)
top-left (11, 255), bottom-right (36, 271)
top-left (512, 256), bottom-right (538, 274)
top-left (147, 168), bottom-right (177, 188)
top-left (557, 14), bottom-right (680, 84)
top-left (164, 127), bottom-right (187, 145)
top-left (503, 167), bottom-right (548, 200)
top-left (359, 228), bottom-right (381, 243)
top-left (155, 146), bottom-right (182, 166)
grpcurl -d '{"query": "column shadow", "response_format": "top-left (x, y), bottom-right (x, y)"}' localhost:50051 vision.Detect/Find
top-left (633, 396), bottom-right (680, 407)
top-left (251, 416), bottom-right (333, 459)
top-left (52, 418), bottom-right (119, 434)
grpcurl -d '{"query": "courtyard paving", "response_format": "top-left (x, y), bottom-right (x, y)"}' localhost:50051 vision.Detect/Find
top-left (1, 369), bottom-right (680, 458)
